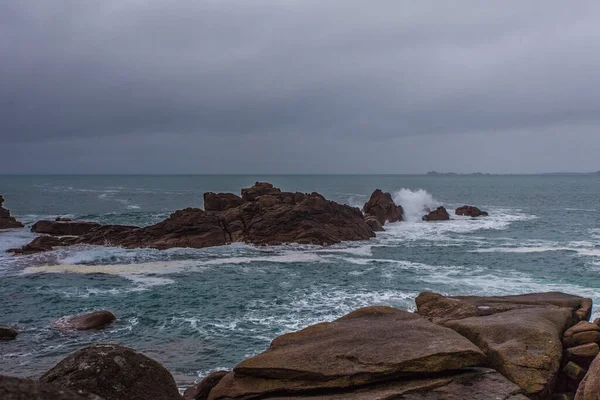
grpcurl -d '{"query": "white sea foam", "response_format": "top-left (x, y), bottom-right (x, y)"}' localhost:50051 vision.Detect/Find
top-left (393, 188), bottom-right (440, 222)
top-left (471, 247), bottom-right (600, 257)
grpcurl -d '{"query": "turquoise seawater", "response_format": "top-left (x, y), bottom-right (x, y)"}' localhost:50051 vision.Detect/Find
top-left (1, 175), bottom-right (599, 386)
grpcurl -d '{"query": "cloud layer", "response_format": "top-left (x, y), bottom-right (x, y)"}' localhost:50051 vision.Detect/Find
top-left (2, 1), bottom-right (600, 173)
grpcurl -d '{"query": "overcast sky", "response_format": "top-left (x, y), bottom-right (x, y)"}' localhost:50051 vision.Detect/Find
top-left (1, 1), bottom-right (600, 174)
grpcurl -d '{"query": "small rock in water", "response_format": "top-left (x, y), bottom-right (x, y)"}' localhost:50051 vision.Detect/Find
top-left (422, 206), bottom-right (450, 221)
top-left (53, 311), bottom-right (116, 331)
top-left (0, 326), bottom-right (18, 340)
top-left (455, 205), bottom-right (489, 217)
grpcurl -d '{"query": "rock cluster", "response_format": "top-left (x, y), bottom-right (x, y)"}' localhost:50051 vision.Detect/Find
top-left (456, 205), bottom-right (489, 217)
top-left (422, 206), bottom-right (450, 221)
top-left (362, 189), bottom-right (403, 231)
top-left (0, 195), bottom-right (23, 229)
top-left (3, 291), bottom-right (600, 399)
top-left (8, 183), bottom-right (375, 254)
top-left (556, 320), bottom-right (600, 398)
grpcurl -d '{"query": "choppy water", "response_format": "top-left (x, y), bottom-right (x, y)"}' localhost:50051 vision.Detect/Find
top-left (1, 175), bottom-right (599, 386)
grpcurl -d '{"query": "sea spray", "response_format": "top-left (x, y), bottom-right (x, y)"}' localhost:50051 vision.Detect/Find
top-left (393, 189), bottom-right (440, 222)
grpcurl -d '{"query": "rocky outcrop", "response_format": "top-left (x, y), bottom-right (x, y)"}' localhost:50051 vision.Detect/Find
top-left (53, 311), bottom-right (116, 331)
top-left (241, 182), bottom-right (282, 201)
top-left (0, 326), bottom-right (18, 340)
top-left (10, 183), bottom-right (375, 253)
top-left (0, 375), bottom-right (103, 400)
top-left (422, 206), bottom-right (450, 221)
top-left (208, 306), bottom-right (486, 399)
top-left (417, 292), bottom-right (592, 399)
top-left (40, 344), bottom-right (181, 400)
top-left (362, 189), bottom-right (403, 226)
top-left (456, 205), bottom-right (489, 217)
top-left (0, 195), bottom-right (23, 229)
top-left (31, 220), bottom-right (102, 236)
top-left (183, 371), bottom-right (229, 400)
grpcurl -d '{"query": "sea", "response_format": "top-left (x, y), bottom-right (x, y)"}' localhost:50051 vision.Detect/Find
top-left (1, 174), bottom-right (599, 387)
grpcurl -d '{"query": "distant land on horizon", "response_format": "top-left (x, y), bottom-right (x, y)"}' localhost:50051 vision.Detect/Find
top-left (426, 171), bottom-right (600, 176)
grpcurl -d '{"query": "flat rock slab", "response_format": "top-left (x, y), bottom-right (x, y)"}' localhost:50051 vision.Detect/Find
top-left (444, 307), bottom-right (573, 399)
top-left (417, 291), bottom-right (592, 324)
top-left (223, 369), bottom-right (526, 400)
top-left (209, 306), bottom-right (485, 399)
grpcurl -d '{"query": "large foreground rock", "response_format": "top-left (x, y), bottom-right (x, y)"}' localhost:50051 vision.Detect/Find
top-left (0, 195), bottom-right (23, 229)
top-left (31, 220), bottom-right (101, 236)
top-left (0, 375), bottom-right (103, 400)
top-left (11, 183), bottom-right (375, 253)
top-left (417, 292), bottom-right (592, 399)
top-left (209, 306), bottom-right (485, 399)
top-left (53, 311), bottom-right (116, 331)
top-left (362, 189), bottom-right (403, 225)
top-left (40, 344), bottom-right (181, 400)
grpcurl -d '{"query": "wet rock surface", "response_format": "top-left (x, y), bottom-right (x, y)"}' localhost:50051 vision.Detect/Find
top-left (53, 311), bottom-right (116, 331)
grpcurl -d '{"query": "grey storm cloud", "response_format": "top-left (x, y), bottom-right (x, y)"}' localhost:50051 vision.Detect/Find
top-left (1, 1), bottom-right (600, 173)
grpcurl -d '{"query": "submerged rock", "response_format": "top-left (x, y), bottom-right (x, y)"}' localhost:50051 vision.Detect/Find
top-left (0, 195), bottom-right (23, 229)
top-left (417, 291), bottom-right (592, 399)
top-left (40, 344), bottom-right (181, 400)
top-left (208, 306), bottom-right (485, 399)
top-left (422, 206), bottom-right (450, 221)
top-left (0, 326), bottom-right (18, 340)
top-left (0, 375), bottom-right (104, 400)
top-left (53, 311), bottom-right (116, 331)
top-left (11, 183), bottom-right (375, 253)
top-left (455, 205), bottom-right (489, 217)
top-left (31, 220), bottom-right (101, 236)
top-left (363, 189), bottom-right (403, 225)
